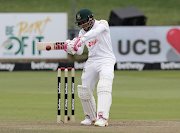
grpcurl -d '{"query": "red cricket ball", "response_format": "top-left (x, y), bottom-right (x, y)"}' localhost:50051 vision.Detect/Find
top-left (46, 45), bottom-right (51, 51)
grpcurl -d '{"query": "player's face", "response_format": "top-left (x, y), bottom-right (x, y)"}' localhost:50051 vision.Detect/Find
top-left (78, 20), bottom-right (89, 31)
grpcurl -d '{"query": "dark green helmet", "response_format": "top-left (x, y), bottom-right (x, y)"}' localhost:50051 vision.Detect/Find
top-left (75, 8), bottom-right (94, 23)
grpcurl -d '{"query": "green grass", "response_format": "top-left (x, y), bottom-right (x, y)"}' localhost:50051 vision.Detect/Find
top-left (0, 70), bottom-right (180, 122)
top-left (0, 0), bottom-right (180, 27)
top-left (113, 71), bottom-right (180, 121)
top-left (0, 70), bottom-right (180, 132)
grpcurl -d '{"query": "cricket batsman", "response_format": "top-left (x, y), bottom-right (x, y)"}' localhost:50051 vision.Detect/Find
top-left (64, 8), bottom-right (116, 127)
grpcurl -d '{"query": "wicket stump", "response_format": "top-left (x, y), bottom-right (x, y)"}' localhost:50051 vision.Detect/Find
top-left (57, 67), bottom-right (75, 123)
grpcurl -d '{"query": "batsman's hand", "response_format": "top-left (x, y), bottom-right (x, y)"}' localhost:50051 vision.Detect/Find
top-left (64, 37), bottom-right (83, 55)
top-left (72, 37), bottom-right (83, 51)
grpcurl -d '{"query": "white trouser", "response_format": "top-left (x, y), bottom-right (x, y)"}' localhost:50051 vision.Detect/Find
top-left (81, 61), bottom-right (114, 92)
top-left (80, 61), bottom-right (114, 119)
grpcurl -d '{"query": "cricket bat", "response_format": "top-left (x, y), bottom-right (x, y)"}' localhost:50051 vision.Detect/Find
top-left (37, 41), bottom-right (66, 51)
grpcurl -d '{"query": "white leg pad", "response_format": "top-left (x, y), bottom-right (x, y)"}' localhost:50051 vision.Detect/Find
top-left (77, 85), bottom-right (96, 121)
top-left (97, 77), bottom-right (113, 119)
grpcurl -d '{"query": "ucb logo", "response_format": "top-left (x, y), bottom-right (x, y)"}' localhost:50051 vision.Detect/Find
top-left (118, 40), bottom-right (160, 55)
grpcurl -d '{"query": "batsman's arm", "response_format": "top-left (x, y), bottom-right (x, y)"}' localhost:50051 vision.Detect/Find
top-left (73, 20), bottom-right (108, 53)
top-left (76, 42), bottom-right (85, 55)
top-left (81, 20), bottom-right (107, 42)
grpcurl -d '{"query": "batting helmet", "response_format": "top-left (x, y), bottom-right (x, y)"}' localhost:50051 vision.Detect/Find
top-left (75, 8), bottom-right (94, 24)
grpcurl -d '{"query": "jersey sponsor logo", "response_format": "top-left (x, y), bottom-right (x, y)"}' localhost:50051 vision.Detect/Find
top-left (88, 39), bottom-right (98, 47)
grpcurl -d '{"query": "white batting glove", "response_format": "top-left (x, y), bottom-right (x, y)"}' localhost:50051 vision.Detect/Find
top-left (64, 37), bottom-right (83, 55)
top-left (72, 37), bottom-right (83, 51)
top-left (64, 40), bottom-right (77, 55)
